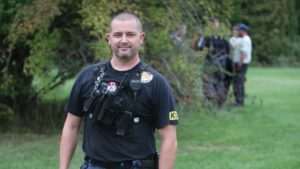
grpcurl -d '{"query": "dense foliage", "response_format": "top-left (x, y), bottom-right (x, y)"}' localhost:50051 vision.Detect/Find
top-left (231, 0), bottom-right (300, 65)
top-left (0, 0), bottom-right (299, 127)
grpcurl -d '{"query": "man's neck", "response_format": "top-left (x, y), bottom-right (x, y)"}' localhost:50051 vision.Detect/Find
top-left (110, 56), bottom-right (140, 71)
top-left (241, 33), bottom-right (248, 38)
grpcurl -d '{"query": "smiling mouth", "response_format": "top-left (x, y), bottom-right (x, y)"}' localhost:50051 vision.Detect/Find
top-left (119, 47), bottom-right (130, 51)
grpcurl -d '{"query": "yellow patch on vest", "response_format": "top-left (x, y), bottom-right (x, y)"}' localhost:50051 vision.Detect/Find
top-left (169, 111), bottom-right (178, 120)
top-left (141, 71), bottom-right (153, 83)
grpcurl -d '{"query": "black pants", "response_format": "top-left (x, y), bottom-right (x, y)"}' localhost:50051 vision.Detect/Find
top-left (202, 55), bottom-right (231, 107)
top-left (233, 63), bottom-right (248, 105)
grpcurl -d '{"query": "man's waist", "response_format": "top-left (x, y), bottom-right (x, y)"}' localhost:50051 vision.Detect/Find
top-left (85, 154), bottom-right (157, 169)
top-left (233, 61), bottom-right (250, 64)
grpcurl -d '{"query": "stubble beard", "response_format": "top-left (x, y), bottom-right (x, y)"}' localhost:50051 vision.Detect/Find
top-left (113, 44), bottom-right (139, 59)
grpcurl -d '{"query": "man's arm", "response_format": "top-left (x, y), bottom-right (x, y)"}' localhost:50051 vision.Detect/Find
top-left (59, 113), bottom-right (82, 169)
top-left (158, 125), bottom-right (177, 169)
top-left (237, 51), bottom-right (246, 72)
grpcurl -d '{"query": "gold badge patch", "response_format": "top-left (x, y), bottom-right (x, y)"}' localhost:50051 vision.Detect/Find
top-left (169, 111), bottom-right (179, 120)
top-left (141, 71), bottom-right (153, 83)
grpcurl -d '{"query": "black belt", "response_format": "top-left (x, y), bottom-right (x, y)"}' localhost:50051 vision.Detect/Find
top-left (85, 156), bottom-right (155, 169)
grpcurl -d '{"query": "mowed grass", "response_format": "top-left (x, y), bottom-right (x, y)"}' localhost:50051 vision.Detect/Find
top-left (176, 67), bottom-right (300, 169)
top-left (1, 67), bottom-right (300, 169)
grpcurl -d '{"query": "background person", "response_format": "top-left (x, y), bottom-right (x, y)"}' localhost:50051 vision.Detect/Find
top-left (192, 19), bottom-right (230, 108)
top-left (232, 23), bottom-right (252, 106)
top-left (227, 24), bottom-right (241, 100)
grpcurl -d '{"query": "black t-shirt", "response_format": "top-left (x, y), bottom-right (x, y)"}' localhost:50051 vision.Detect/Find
top-left (65, 61), bottom-right (178, 162)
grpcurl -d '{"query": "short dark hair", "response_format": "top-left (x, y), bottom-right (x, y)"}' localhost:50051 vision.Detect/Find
top-left (239, 23), bottom-right (249, 32)
top-left (233, 24), bottom-right (240, 30)
top-left (109, 12), bottom-right (142, 32)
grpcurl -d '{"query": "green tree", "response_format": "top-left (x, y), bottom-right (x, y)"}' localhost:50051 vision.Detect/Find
top-left (0, 0), bottom-right (94, 124)
top-left (0, 0), bottom-right (233, 126)
top-left (231, 0), bottom-right (300, 64)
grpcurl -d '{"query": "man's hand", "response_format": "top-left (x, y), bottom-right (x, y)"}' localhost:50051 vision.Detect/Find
top-left (237, 51), bottom-right (246, 73)
top-left (236, 63), bottom-right (242, 73)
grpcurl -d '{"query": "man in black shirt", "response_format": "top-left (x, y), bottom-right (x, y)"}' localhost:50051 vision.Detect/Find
top-left (59, 12), bottom-right (178, 169)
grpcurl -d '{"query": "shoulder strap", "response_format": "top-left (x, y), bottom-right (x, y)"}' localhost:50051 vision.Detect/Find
top-left (82, 61), bottom-right (108, 113)
top-left (138, 62), bottom-right (149, 71)
top-left (93, 61), bottom-right (108, 91)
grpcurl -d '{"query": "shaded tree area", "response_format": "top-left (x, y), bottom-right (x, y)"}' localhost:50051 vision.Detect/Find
top-left (0, 0), bottom-right (299, 130)
top-left (0, 0), bottom-right (96, 129)
top-left (0, 0), bottom-right (232, 130)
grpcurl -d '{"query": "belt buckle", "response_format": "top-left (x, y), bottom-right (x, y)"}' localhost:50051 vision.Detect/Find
top-left (131, 160), bottom-right (141, 169)
top-left (119, 161), bottom-right (136, 169)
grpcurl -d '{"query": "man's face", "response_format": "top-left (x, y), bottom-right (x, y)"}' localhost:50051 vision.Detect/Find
top-left (233, 29), bottom-right (239, 37)
top-left (107, 19), bottom-right (144, 60)
top-left (238, 30), bottom-right (245, 37)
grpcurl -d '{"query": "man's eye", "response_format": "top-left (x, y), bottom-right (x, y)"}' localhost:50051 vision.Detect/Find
top-left (127, 33), bottom-right (135, 37)
top-left (113, 34), bottom-right (122, 37)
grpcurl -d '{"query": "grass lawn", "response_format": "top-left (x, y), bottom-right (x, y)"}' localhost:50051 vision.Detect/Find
top-left (1, 67), bottom-right (300, 169)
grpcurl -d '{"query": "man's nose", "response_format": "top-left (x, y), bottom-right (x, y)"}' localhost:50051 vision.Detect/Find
top-left (120, 34), bottom-right (128, 43)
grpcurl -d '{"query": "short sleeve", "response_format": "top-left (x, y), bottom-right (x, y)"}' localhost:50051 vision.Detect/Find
top-left (64, 71), bottom-right (85, 117)
top-left (153, 77), bottom-right (179, 129)
top-left (240, 38), bottom-right (248, 53)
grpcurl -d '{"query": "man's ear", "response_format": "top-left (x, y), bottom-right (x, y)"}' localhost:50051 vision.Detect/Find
top-left (105, 33), bottom-right (110, 43)
top-left (140, 32), bottom-right (145, 44)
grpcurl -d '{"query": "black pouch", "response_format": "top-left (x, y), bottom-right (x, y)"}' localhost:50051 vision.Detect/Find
top-left (115, 111), bottom-right (133, 135)
top-left (102, 96), bottom-right (123, 126)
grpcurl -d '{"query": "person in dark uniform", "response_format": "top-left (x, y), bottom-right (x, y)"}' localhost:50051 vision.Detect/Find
top-left (59, 12), bottom-right (179, 169)
top-left (192, 19), bottom-right (230, 108)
